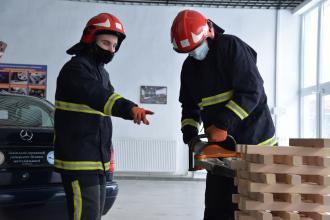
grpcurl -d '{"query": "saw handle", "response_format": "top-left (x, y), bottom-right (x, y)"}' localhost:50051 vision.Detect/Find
top-left (188, 134), bottom-right (237, 171)
top-left (188, 134), bottom-right (236, 151)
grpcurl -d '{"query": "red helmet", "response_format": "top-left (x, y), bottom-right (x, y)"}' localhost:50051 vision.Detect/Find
top-left (81, 13), bottom-right (125, 44)
top-left (171, 10), bottom-right (214, 53)
top-left (67, 13), bottom-right (126, 55)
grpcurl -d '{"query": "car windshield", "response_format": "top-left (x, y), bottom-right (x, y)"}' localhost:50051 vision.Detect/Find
top-left (0, 95), bottom-right (54, 128)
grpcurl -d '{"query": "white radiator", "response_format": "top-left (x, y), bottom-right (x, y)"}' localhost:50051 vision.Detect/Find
top-left (112, 138), bottom-right (177, 173)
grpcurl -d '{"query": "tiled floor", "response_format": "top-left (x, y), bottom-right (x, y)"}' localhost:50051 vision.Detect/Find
top-left (104, 179), bottom-right (206, 220)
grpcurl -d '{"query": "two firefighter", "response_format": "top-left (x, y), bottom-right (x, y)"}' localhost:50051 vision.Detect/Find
top-left (55, 9), bottom-right (275, 220)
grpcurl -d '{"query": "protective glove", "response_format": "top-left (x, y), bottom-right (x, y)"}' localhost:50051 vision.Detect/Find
top-left (130, 106), bottom-right (154, 125)
top-left (182, 127), bottom-right (198, 145)
top-left (206, 125), bottom-right (227, 142)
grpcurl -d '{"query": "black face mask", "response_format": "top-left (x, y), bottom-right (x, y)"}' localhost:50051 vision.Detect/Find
top-left (92, 44), bottom-right (115, 64)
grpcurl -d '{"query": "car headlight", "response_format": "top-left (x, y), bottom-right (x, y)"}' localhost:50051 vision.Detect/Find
top-left (0, 151), bottom-right (5, 166)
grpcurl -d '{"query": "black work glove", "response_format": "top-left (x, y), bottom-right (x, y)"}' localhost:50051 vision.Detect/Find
top-left (182, 126), bottom-right (198, 144)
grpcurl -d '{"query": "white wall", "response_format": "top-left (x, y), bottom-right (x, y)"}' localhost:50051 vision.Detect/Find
top-left (0, 0), bottom-right (300, 174)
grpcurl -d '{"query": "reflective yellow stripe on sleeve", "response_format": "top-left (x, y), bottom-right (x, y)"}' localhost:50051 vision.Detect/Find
top-left (258, 135), bottom-right (277, 146)
top-left (225, 100), bottom-right (249, 120)
top-left (55, 100), bottom-right (106, 116)
top-left (198, 90), bottom-right (233, 110)
top-left (104, 93), bottom-right (122, 115)
top-left (72, 180), bottom-right (82, 220)
top-left (181, 118), bottom-right (200, 129)
top-left (54, 159), bottom-right (110, 171)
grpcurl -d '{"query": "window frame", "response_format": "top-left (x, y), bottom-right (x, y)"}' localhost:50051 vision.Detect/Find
top-left (300, 0), bottom-right (330, 138)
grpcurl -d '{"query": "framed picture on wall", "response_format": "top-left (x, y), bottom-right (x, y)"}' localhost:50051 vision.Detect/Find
top-left (0, 63), bottom-right (47, 98)
top-left (140, 86), bottom-right (167, 104)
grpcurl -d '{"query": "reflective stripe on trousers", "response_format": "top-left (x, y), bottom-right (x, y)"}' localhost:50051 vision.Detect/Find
top-left (72, 180), bottom-right (82, 220)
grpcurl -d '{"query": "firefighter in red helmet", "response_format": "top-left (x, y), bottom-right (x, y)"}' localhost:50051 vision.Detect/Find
top-left (171, 10), bottom-right (276, 220)
top-left (54, 13), bottom-right (153, 220)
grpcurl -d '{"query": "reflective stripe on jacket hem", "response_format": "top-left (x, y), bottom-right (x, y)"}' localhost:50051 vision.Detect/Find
top-left (72, 180), bottom-right (82, 220)
top-left (54, 159), bottom-right (110, 171)
top-left (55, 100), bottom-right (106, 116)
top-left (225, 100), bottom-right (249, 120)
top-left (198, 90), bottom-right (233, 110)
top-left (258, 135), bottom-right (277, 146)
top-left (104, 93), bottom-right (122, 115)
top-left (181, 118), bottom-right (200, 129)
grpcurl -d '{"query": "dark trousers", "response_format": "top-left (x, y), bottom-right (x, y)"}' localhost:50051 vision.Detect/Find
top-left (204, 172), bottom-right (238, 220)
top-left (61, 173), bottom-right (106, 220)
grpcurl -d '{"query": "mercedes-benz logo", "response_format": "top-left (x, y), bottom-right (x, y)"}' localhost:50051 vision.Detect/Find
top-left (20, 130), bottom-right (33, 141)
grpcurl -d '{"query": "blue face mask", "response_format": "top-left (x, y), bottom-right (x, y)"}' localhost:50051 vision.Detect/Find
top-left (189, 40), bottom-right (209, 61)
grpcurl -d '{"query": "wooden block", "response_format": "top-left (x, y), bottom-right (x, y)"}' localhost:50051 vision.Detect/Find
top-left (245, 154), bottom-right (260, 163)
top-left (317, 157), bottom-right (330, 167)
top-left (237, 178), bottom-right (330, 194)
top-left (289, 139), bottom-right (330, 148)
top-left (237, 178), bottom-right (251, 195)
top-left (274, 155), bottom-right (303, 166)
top-left (301, 194), bottom-right (330, 205)
top-left (239, 198), bottom-right (330, 212)
top-left (254, 211), bottom-right (272, 220)
top-left (292, 156), bottom-right (303, 166)
top-left (287, 175), bottom-right (302, 185)
top-left (249, 173), bottom-right (276, 184)
top-left (237, 170), bottom-right (250, 179)
top-left (273, 193), bottom-right (301, 203)
top-left (303, 156), bottom-right (317, 166)
top-left (247, 162), bottom-right (330, 175)
top-left (303, 157), bottom-right (330, 167)
top-left (261, 174), bottom-right (277, 184)
top-left (231, 160), bottom-right (248, 170)
top-left (272, 211), bottom-right (300, 220)
top-left (236, 145), bottom-right (330, 157)
top-left (235, 211), bottom-right (257, 220)
top-left (237, 192), bottom-right (273, 203)
top-left (276, 174), bottom-right (302, 185)
top-left (301, 175), bottom-right (329, 185)
top-left (319, 176), bottom-right (330, 186)
top-left (256, 193), bottom-right (274, 203)
top-left (261, 155), bottom-right (274, 165)
top-left (237, 171), bottom-right (276, 184)
top-left (233, 194), bottom-right (240, 203)
top-left (301, 212), bottom-right (330, 220)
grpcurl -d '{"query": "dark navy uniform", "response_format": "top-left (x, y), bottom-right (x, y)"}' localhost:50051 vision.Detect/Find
top-left (55, 52), bottom-right (135, 174)
top-left (179, 30), bottom-right (276, 220)
top-left (54, 50), bottom-right (136, 220)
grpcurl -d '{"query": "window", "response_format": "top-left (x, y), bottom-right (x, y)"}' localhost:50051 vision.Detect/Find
top-left (320, 1), bottom-right (330, 83)
top-left (300, 0), bottom-right (330, 138)
top-left (322, 94), bottom-right (330, 137)
top-left (302, 94), bottom-right (317, 138)
top-left (302, 8), bottom-right (318, 88)
top-left (0, 95), bottom-right (54, 127)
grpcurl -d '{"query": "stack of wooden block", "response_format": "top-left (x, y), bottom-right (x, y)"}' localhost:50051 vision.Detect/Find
top-left (231, 139), bottom-right (330, 220)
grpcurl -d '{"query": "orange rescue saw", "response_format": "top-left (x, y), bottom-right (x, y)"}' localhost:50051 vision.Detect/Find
top-left (188, 134), bottom-right (240, 178)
